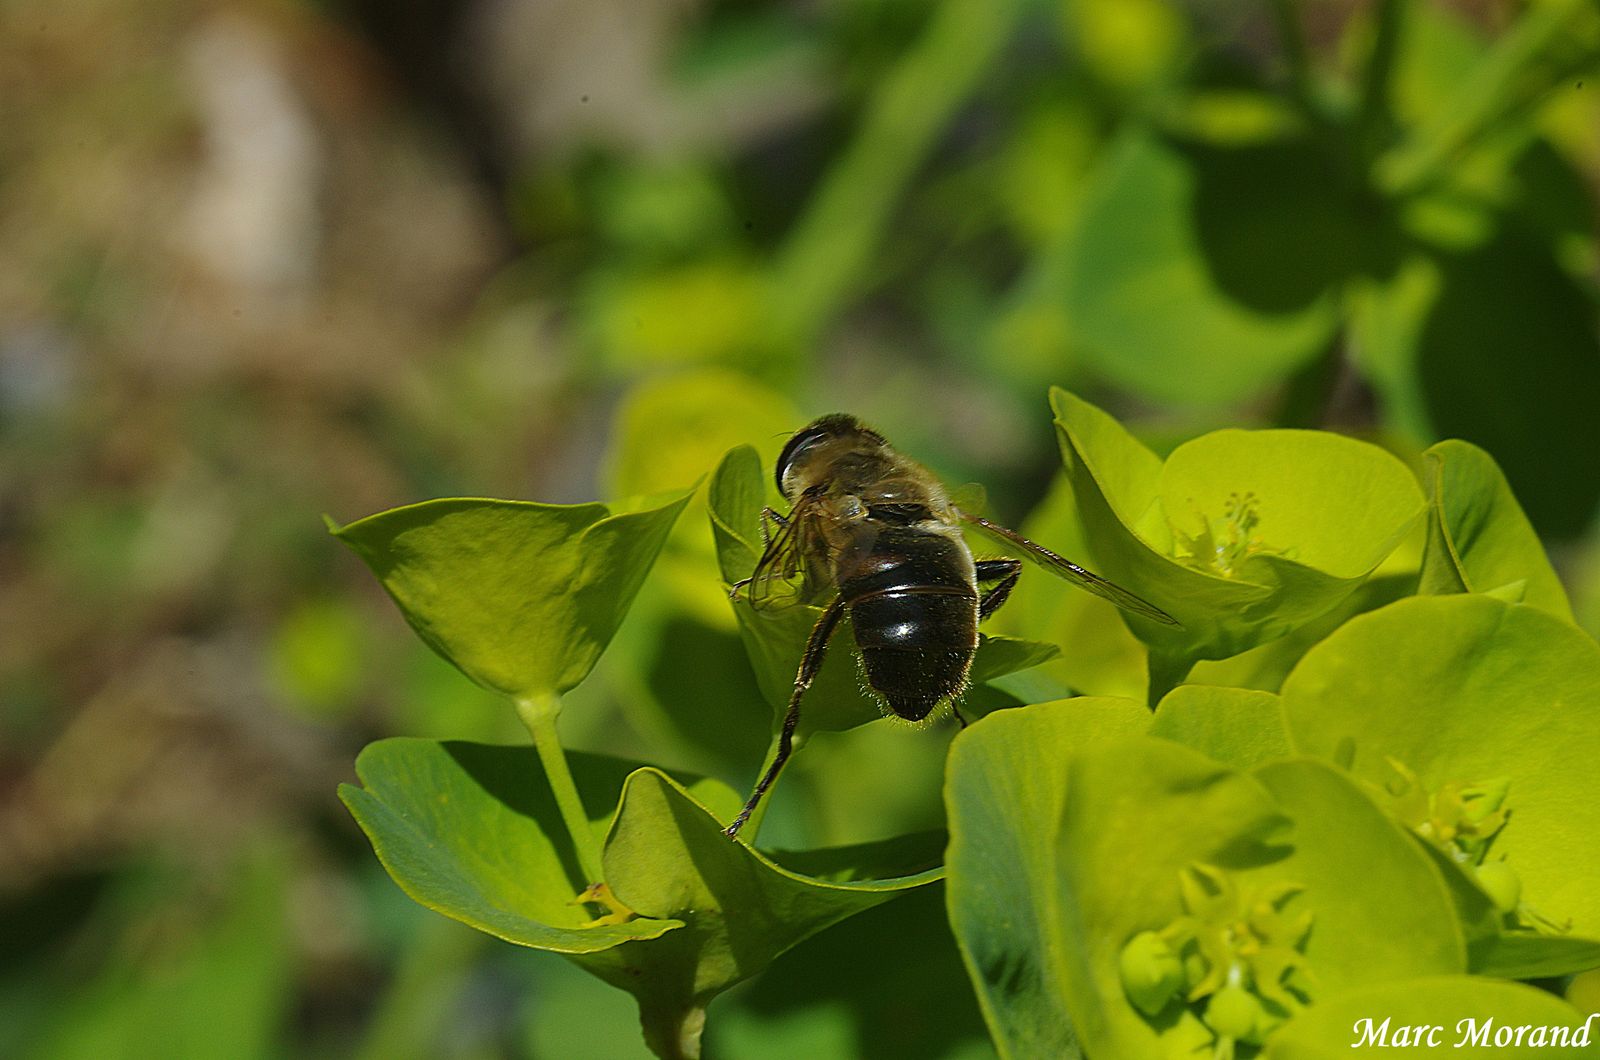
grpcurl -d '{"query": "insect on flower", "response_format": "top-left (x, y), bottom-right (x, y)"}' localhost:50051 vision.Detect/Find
top-left (724, 414), bottom-right (1179, 838)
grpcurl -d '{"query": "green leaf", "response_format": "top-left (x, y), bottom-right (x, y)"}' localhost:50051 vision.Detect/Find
top-left (1281, 594), bottom-right (1600, 956)
top-left (941, 702), bottom-right (1150, 1058)
top-left (1419, 439), bottom-right (1574, 621)
top-left (947, 729), bottom-right (1284, 1058)
top-left (1051, 388), bottom-right (1424, 691)
top-left (983, 473), bottom-right (1148, 700)
top-left (598, 769), bottom-right (942, 1056)
top-left (1351, 221), bottom-right (1600, 539)
top-left (1264, 976), bottom-right (1596, 1057)
top-left (1185, 571), bottom-right (1418, 694)
top-left (1469, 933), bottom-right (1600, 981)
top-left (1248, 760), bottom-right (1466, 991)
top-left (1065, 132), bottom-right (1350, 406)
top-left (708, 445), bottom-right (772, 587)
top-left (1150, 685), bottom-right (1292, 770)
top-left (331, 491), bottom-right (691, 698)
top-left (339, 739), bottom-right (700, 953)
top-left (966, 635), bottom-right (1061, 687)
top-left (343, 739), bottom-right (944, 1059)
top-left (707, 884), bottom-right (993, 1060)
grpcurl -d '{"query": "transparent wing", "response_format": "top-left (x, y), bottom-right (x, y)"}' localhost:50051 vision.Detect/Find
top-left (959, 511), bottom-right (1182, 627)
top-left (741, 498), bottom-right (817, 611)
top-left (946, 481), bottom-right (988, 516)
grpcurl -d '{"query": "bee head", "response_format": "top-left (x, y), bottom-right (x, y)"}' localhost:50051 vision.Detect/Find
top-left (775, 414), bottom-right (886, 497)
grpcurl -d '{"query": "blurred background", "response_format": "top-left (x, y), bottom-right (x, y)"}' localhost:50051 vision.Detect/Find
top-left (3, 0), bottom-right (1598, 1056)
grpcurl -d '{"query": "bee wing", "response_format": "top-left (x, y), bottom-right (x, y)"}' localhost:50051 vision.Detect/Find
top-left (959, 511), bottom-right (1182, 627)
top-left (743, 497), bottom-right (816, 611)
top-left (946, 481), bottom-right (988, 516)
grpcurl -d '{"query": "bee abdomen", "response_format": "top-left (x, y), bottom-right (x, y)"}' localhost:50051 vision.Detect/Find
top-left (848, 586), bottom-right (977, 722)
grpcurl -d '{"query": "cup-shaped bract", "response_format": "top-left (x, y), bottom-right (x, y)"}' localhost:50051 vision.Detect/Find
top-left (331, 492), bottom-right (692, 699)
top-left (1280, 594), bottom-right (1600, 973)
top-left (944, 716), bottom-right (1466, 1059)
top-left (1049, 388), bottom-right (1424, 690)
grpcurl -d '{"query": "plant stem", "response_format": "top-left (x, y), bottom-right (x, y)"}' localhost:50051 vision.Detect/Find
top-left (353, 918), bottom-right (483, 1060)
top-left (640, 1000), bottom-right (706, 1060)
top-left (1354, 0), bottom-right (1404, 158)
top-left (517, 692), bottom-right (606, 885)
top-left (767, 0), bottom-right (1021, 353)
top-left (1378, 0), bottom-right (1598, 195)
top-left (1267, 0), bottom-right (1320, 123)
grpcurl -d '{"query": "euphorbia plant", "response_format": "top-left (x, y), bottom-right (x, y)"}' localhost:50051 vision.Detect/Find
top-left (333, 392), bottom-right (1598, 1058)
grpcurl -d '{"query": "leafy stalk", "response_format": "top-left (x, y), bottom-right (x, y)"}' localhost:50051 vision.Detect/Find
top-left (517, 692), bottom-right (606, 885)
top-left (1354, 0), bottom-right (1405, 157)
top-left (353, 918), bottom-right (484, 1060)
top-left (1267, 0), bottom-right (1318, 120)
top-left (1378, 0), bottom-right (1600, 194)
top-left (640, 1000), bottom-right (706, 1060)
top-left (767, 0), bottom-right (1021, 352)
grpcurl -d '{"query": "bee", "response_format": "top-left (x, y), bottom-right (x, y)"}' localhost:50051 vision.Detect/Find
top-left (723, 413), bottom-right (1179, 838)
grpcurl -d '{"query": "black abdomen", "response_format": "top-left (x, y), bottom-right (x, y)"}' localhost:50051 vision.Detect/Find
top-left (839, 528), bottom-right (977, 721)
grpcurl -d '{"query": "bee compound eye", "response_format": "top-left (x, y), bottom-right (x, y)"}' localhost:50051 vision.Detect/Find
top-left (775, 422), bottom-right (836, 493)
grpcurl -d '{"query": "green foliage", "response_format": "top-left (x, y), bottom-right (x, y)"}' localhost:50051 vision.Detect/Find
top-left (317, 0), bottom-right (1600, 1050)
top-left (16, 0), bottom-right (1600, 1054)
top-left (1065, 132), bottom-right (1348, 406)
top-left (1279, 595), bottom-right (1600, 968)
top-left (1051, 387), bottom-right (1425, 698)
top-left (1418, 439), bottom-right (1575, 619)
top-left (335, 386), bottom-right (1600, 1057)
top-left (330, 494), bottom-right (692, 699)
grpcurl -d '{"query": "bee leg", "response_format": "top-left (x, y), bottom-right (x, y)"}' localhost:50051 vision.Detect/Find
top-left (950, 704), bottom-right (970, 729)
top-left (975, 558), bottom-right (1023, 620)
top-left (758, 506), bottom-right (791, 548)
top-left (725, 596), bottom-right (845, 839)
top-left (726, 509), bottom-right (794, 600)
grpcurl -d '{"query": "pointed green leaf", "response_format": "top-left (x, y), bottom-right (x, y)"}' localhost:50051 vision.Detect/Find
top-left (1419, 439), bottom-right (1574, 621)
top-left (339, 739), bottom-right (709, 953)
top-left (331, 492), bottom-right (691, 698)
top-left (1281, 595), bottom-right (1600, 959)
top-left (597, 768), bottom-right (943, 1054)
top-left (708, 445), bottom-right (770, 586)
